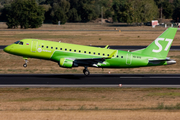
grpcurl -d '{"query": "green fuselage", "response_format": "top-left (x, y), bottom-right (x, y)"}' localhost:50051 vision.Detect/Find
top-left (4, 39), bottom-right (168, 68)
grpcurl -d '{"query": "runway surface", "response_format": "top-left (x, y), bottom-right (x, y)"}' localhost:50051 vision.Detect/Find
top-left (1, 45), bottom-right (180, 50)
top-left (1, 74), bottom-right (180, 88)
top-left (0, 28), bottom-right (179, 32)
top-left (0, 29), bottom-right (166, 31)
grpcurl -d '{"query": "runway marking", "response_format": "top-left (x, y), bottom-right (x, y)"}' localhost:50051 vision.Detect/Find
top-left (120, 77), bottom-right (148, 78)
top-left (149, 77), bottom-right (180, 78)
top-left (0, 84), bottom-right (180, 88)
top-left (120, 77), bottom-right (180, 78)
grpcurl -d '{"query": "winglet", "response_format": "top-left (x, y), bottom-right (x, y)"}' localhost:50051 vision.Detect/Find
top-left (107, 50), bottom-right (117, 59)
top-left (105, 45), bottom-right (109, 49)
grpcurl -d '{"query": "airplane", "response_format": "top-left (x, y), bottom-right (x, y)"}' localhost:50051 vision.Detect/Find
top-left (3, 27), bottom-right (177, 76)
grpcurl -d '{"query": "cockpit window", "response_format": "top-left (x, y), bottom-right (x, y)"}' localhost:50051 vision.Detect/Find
top-left (14, 41), bottom-right (20, 44)
top-left (19, 41), bottom-right (23, 45)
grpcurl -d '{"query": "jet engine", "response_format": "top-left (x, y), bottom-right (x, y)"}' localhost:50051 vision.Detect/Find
top-left (59, 58), bottom-right (78, 68)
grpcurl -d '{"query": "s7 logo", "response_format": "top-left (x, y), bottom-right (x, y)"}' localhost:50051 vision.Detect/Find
top-left (152, 38), bottom-right (173, 53)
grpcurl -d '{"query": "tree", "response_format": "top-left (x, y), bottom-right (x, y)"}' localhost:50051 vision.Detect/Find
top-left (41, 4), bottom-right (51, 23)
top-left (50, 0), bottom-right (70, 24)
top-left (80, 3), bottom-right (98, 21)
top-left (68, 8), bottom-right (81, 22)
top-left (154, 0), bottom-right (173, 19)
top-left (172, 7), bottom-right (180, 22)
top-left (6, 0), bottom-right (45, 29)
top-left (172, 0), bottom-right (180, 22)
top-left (67, 0), bottom-right (101, 22)
top-left (112, 0), bottom-right (134, 23)
top-left (162, 1), bottom-right (173, 19)
top-left (132, 0), bottom-right (158, 23)
top-left (105, 9), bottom-right (112, 18)
top-left (52, 8), bottom-right (67, 24)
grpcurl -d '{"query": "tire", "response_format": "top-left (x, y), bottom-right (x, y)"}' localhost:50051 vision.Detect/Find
top-left (83, 69), bottom-right (90, 76)
top-left (23, 64), bottom-right (27, 68)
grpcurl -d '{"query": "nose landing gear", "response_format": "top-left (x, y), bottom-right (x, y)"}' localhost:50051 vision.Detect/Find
top-left (83, 66), bottom-right (90, 76)
top-left (23, 59), bottom-right (28, 68)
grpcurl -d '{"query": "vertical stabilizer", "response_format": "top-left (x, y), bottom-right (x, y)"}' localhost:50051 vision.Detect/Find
top-left (141, 27), bottom-right (177, 58)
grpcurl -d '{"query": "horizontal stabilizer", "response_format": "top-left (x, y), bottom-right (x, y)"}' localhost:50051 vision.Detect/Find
top-left (148, 58), bottom-right (171, 62)
top-left (148, 58), bottom-right (176, 65)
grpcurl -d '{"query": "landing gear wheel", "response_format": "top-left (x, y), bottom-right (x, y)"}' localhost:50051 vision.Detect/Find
top-left (23, 59), bottom-right (28, 68)
top-left (23, 63), bottom-right (27, 68)
top-left (83, 69), bottom-right (90, 76)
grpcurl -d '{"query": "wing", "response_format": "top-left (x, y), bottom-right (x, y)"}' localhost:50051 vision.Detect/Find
top-left (74, 50), bottom-right (117, 67)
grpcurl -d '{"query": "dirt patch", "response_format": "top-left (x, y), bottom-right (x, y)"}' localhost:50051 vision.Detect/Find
top-left (1, 110), bottom-right (180, 120)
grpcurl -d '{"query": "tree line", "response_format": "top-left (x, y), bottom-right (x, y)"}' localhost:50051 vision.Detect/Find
top-left (0, 0), bottom-right (180, 28)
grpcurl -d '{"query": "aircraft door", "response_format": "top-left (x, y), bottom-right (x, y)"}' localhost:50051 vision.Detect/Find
top-left (126, 52), bottom-right (132, 65)
top-left (31, 40), bottom-right (38, 52)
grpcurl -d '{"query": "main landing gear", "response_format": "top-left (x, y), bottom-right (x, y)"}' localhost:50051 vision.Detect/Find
top-left (83, 66), bottom-right (90, 76)
top-left (23, 59), bottom-right (28, 68)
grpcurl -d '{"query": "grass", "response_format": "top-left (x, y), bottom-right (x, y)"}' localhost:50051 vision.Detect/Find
top-left (0, 24), bottom-right (179, 46)
top-left (0, 31), bottom-right (160, 46)
top-left (0, 87), bottom-right (180, 111)
top-left (12, 97), bottom-right (94, 102)
top-left (1, 87), bottom-right (180, 119)
top-left (147, 92), bottom-right (180, 97)
top-left (155, 103), bottom-right (180, 110)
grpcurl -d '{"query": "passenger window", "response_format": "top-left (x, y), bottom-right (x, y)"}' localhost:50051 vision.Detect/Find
top-left (107, 54), bottom-right (109, 56)
top-left (121, 56), bottom-right (123, 58)
top-left (84, 51), bottom-right (86, 53)
top-left (74, 50), bottom-right (76, 52)
top-left (65, 48), bottom-right (67, 51)
top-left (79, 50), bottom-right (81, 53)
top-left (51, 47), bottom-right (53, 49)
top-left (46, 46), bottom-right (48, 48)
top-left (56, 47), bottom-right (58, 49)
top-left (19, 42), bottom-right (23, 45)
top-left (42, 45), bottom-right (44, 48)
top-left (89, 52), bottom-right (91, 54)
top-left (103, 54), bottom-right (105, 56)
top-left (117, 55), bottom-right (119, 58)
top-left (98, 53), bottom-right (100, 55)
top-left (70, 49), bottom-right (71, 51)
top-left (93, 52), bottom-right (95, 54)
top-left (60, 48), bottom-right (62, 50)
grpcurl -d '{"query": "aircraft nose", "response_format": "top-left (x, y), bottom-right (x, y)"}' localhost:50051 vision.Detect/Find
top-left (3, 46), bottom-right (11, 53)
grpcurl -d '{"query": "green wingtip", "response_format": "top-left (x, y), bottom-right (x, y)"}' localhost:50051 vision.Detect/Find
top-left (105, 45), bottom-right (109, 49)
top-left (108, 50), bottom-right (117, 59)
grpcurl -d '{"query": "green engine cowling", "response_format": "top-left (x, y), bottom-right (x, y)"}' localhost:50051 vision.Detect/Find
top-left (59, 58), bottom-right (78, 68)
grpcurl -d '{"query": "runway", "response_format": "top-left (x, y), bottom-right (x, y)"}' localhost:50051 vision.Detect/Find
top-left (0, 28), bottom-right (180, 31)
top-left (1, 45), bottom-right (180, 50)
top-left (1, 74), bottom-right (180, 88)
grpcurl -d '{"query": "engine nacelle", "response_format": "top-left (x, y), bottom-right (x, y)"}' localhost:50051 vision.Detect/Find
top-left (59, 58), bottom-right (78, 68)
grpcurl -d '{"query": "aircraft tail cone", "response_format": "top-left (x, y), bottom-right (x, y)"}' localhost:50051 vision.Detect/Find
top-left (167, 60), bottom-right (176, 65)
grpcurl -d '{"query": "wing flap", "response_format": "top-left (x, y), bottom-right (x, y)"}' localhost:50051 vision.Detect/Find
top-left (74, 50), bottom-right (117, 66)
